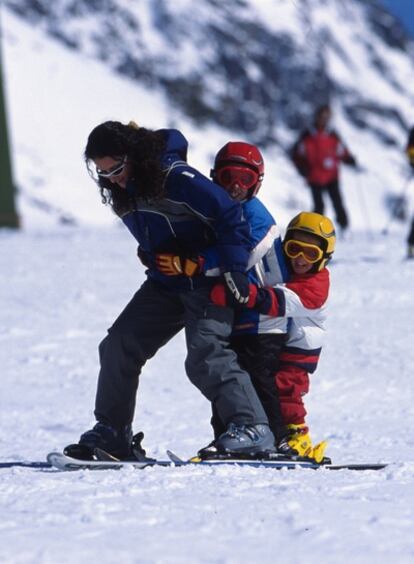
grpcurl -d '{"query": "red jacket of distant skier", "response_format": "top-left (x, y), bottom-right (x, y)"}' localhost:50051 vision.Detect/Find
top-left (292, 128), bottom-right (354, 185)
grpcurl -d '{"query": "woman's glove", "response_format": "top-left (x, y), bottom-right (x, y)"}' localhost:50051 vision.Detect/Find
top-left (155, 253), bottom-right (204, 277)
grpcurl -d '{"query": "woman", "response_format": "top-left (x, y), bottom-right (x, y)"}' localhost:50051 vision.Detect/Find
top-left (65, 121), bottom-right (275, 460)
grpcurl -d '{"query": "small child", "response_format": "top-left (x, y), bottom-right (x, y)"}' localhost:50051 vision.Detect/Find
top-left (154, 141), bottom-right (290, 454)
top-left (206, 142), bottom-right (290, 451)
top-left (210, 211), bottom-right (335, 462)
top-left (263, 212), bottom-right (335, 461)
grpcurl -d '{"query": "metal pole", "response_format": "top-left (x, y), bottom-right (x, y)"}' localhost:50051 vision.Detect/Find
top-left (0, 4), bottom-right (19, 228)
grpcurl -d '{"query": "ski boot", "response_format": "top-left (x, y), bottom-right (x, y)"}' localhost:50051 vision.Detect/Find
top-left (213, 423), bottom-right (276, 458)
top-left (64, 422), bottom-right (133, 461)
top-left (276, 436), bottom-right (300, 457)
top-left (197, 439), bottom-right (220, 460)
top-left (93, 430), bottom-right (156, 463)
top-left (286, 423), bottom-right (328, 463)
top-left (130, 431), bottom-right (156, 462)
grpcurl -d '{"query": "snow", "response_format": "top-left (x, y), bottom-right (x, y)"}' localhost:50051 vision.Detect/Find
top-left (1, 226), bottom-right (414, 564)
top-left (2, 3), bottom-right (414, 563)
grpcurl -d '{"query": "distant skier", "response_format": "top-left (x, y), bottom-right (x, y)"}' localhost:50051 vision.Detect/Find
top-left (210, 211), bottom-right (335, 463)
top-left (405, 126), bottom-right (414, 258)
top-left (65, 121), bottom-right (278, 460)
top-left (291, 104), bottom-right (358, 232)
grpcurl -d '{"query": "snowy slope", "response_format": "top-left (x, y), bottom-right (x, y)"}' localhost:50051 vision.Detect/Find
top-left (1, 226), bottom-right (414, 564)
top-left (4, 0), bottom-right (413, 140)
top-left (3, 3), bottom-right (414, 232)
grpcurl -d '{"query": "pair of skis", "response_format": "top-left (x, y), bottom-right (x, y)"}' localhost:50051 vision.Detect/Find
top-left (0, 448), bottom-right (389, 472)
top-left (44, 450), bottom-right (389, 472)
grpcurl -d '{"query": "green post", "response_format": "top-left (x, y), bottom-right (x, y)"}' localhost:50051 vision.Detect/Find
top-left (0, 7), bottom-right (19, 228)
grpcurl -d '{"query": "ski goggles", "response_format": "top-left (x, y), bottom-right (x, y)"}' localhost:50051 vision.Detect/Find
top-left (284, 239), bottom-right (324, 263)
top-left (215, 166), bottom-right (260, 191)
top-left (96, 156), bottom-right (128, 178)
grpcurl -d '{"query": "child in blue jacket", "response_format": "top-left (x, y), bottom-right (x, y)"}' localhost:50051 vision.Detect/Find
top-left (206, 142), bottom-right (291, 452)
top-left (156, 141), bottom-right (291, 453)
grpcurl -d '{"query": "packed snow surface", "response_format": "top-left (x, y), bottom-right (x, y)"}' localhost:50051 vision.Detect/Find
top-left (1, 224), bottom-right (414, 564)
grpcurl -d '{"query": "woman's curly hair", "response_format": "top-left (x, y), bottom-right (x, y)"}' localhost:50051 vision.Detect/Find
top-left (84, 121), bottom-right (167, 215)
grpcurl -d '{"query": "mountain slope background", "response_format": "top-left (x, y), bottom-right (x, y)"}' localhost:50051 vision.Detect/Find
top-left (3, 0), bottom-right (414, 231)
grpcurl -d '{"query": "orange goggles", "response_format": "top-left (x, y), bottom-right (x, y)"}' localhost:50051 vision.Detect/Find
top-left (284, 239), bottom-right (324, 263)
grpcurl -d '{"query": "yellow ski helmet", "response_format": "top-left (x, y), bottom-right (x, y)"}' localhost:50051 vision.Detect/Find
top-left (284, 212), bottom-right (336, 271)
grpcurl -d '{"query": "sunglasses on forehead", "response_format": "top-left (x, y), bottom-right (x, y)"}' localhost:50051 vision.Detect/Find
top-left (284, 239), bottom-right (324, 263)
top-left (96, 156), bottom-right (128, 178)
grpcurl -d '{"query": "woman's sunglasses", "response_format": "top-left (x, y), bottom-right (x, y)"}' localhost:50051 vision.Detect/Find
top-left (96, 156), bottom-right (127, 178)
top-left (284, 239), bottom-right (324, 263)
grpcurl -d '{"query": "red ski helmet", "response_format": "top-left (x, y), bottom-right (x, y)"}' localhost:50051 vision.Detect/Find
top-left (211, 141), bottom-right (265, 200)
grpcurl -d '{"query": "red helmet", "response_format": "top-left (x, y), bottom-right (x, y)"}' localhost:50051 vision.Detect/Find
top-left (211, 141), bottom-right (265, 199)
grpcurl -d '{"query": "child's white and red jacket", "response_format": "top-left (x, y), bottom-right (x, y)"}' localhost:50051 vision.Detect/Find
top-left (267, 268), bottom-right (330, 373)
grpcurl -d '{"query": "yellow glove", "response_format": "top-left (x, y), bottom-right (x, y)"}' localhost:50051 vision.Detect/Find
top-left (155, 253), bottom-right (203, 277)
top-left (407, 147), bottom-right (414, 166)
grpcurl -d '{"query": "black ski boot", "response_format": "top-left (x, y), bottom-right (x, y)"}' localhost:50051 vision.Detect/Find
top-left (64, 422), bottom-right (133, 460)
top-left (131, 431), bottom-right (156, 462)
top-left (276, 437), bottom-right (299, 457)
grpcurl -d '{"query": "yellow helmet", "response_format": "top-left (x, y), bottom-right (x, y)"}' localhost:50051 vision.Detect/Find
top-left (284, 212), bottom-right (336, 270)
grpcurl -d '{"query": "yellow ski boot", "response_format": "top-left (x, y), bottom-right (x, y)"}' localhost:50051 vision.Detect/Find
top-left (287, 423), bottom-right (328, 463)
top-left (311, 440), bottom-right (328, 463)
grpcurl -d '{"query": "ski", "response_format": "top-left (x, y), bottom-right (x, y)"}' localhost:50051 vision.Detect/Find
top-left (0, 461), bottom-right (52, 469)
top-left (47, 451), bottom-right (389, 472)
top-left (166, 451), bottom-right (389, 471)
top-left (47, 452), bottom-right (162, 471)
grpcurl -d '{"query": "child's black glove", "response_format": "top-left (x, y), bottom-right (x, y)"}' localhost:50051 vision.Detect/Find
top-left (222, 272), bottom-right (250, 307)
top-left (211, 281), bottom-right (280, 316)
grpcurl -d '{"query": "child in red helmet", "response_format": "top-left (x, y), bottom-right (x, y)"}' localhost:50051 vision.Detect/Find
top-left (207, 142), bottom-right (291, 452)
top-left (207, 143), bottom-right (335, 462)
top-left (155, 141), bottom-right (291, 453)
top-left (210, 141), bottom-right (265, 201)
